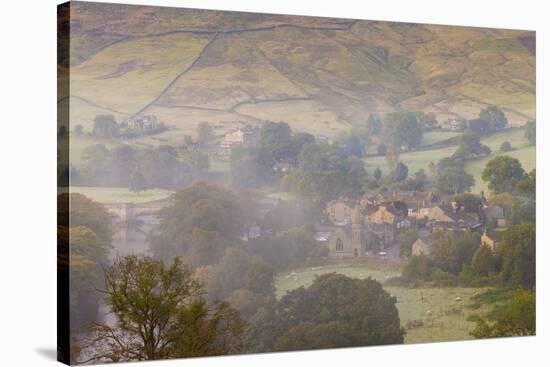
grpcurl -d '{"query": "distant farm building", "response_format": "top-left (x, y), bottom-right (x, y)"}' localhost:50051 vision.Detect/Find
top-left (124, 114), bottom-right (161, 131)
top-left (218, 126), bottom-right (260, 156)
top-left (441, 118), bottom-right (465, 131)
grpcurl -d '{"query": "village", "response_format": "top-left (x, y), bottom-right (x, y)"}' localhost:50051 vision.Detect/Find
top-left (188, 121), bottom-right (510, 266)
top-left (58, 4), bottom-right (536, 362)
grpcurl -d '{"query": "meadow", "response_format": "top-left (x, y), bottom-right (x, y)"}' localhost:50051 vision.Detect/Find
top-left (69, 186), bottom-right (173, 204)
top-left (364, 128), bottom-right (534, 193)
top-left (275, 263), bottom-right (493, 344)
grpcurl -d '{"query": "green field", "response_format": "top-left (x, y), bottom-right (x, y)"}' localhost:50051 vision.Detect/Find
top-left (70, 136), bottom-right (120, 164)
top-left (419, 130), bottom-right (461, 147)
top-left (69, 186), bottom-right (173, 204)
top-left (364, 128), bottom-right (535, 193)
top-left (275, 264), bottom-right (492, 344)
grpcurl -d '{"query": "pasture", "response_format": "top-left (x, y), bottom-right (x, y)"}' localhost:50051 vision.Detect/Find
top-left (418, 130), bottom-right (460, 147)
top-left (363, 128), bottom-right (535, 193)
top-left (70, 186), bottom-right (173, 204)
top-left (275, 264), bottom-right (492, 344)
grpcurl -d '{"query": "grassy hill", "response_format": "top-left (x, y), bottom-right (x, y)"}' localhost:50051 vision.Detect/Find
top-left (63, 2), bottom-right (535, 147)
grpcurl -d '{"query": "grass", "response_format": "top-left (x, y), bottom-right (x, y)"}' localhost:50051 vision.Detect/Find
top-left (363, 128), bottom-right (535, 193)
top-left (209, 158), bottom-right (231, 173)
top-left (70, 136), bottom-right (120, 164)
top-left (418, 130), bottom-right (461, 147)
top-left (69, 186), bottom-right (173, 204)
top-left (466, 145), bottom-right (535, 193)
top-left (275, 263), bottom-right (493, 344)
top-left (364, 145), bottom-right (457, 176)
top-left (235, 99), bottom-right (352, 138)
top-left (71, 33), bottom-right (210, 116)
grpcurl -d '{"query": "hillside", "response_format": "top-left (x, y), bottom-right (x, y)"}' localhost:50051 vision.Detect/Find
top-left (62, 2), bottom-right (535, 144)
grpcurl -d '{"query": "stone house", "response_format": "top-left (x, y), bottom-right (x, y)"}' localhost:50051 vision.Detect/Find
top-left (125, 114), bottom-right (160, 131)
top-left (483, 205), bottom-right (507, 228)
top-left (412, 237), bottom-right (433, 257)
top-left (218, 126), bottom-right (260, 155)
top-left (481, 230), bottom-right (502, 253)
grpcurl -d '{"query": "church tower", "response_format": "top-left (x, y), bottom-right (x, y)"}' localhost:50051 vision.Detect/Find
top-left (351, 206), bottom-right (363, 256)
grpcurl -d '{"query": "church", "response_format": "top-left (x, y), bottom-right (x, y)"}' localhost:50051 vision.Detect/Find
top-left (326, 201), bottom-right (406, 259)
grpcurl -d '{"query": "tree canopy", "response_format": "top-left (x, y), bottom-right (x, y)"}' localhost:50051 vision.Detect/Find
top-left (151, 183), bottom-right (250, 266)
top-left (482, 156), bottom-right (526, 194)
top-left (84, 256), bottom-right (243, 363)
top-left (245, 273), bottom-right (404, 353)
top-left (498, 223), bottom-right (536, 289)
top-left (434, 157), bottom-right (475, 194)
top-left (471, 290), bottom-right (535, 338)
top-left (479, 106), bottom-right (508, 130)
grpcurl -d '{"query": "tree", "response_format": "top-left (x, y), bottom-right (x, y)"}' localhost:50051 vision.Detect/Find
top-left (471, 290), bottom-right (535, 338)
top-left (274, 322), bottom-right (358, 351)
top-left (414, 169), bottom-right (427, 187)
top-left (432, 232), bottom-right (480, 275)
top-left (128, 170), bottom-right (147, 194)
top-left (402, 255), bottom-right (433, 281)
top-left (151, 183), bottom-right (249, 264)
top-left (397, 229), bottom-right (418, 258)
top-left (415, 111), bottom-right (437, 128)
top-left (452, 193), bottom-right (482, 212)
top-left (383, 111), bottom-right (423, 150)
top-left (183, 135), bottom-right (194, 148)
top-left (245, 273), bottom-right (404, 353)
top-left (471, 245), bottom-right (496, 277)
top-left (498, 223), bottom-right (536, 289)
top-left (524, 120), bottom-right (536, 145)
top-left (289, 132), bottom-right (316, 160)
top-left (59, 193), bottom-right (112, 243)
top-left (500, 141), bottom-right (513, 152)
top-left (374, 167), bottom-right (382, 181)
top-left (516, 169), bottom-right (535, 198)
top-left (185, 151), bottom-right (210, 172)
top-left (393, 161), bottom-right (409, 182)
top-left (84, 256), bottom-right (243, 363)
top-left (479, 106), bottom-right (508, 130)
top-left (482, 156), bottom-right (526, 194)
top-left (367, 113), bottom-right (383, 135)
top-left (434, 158), bottom-right (474, 194)
top-left (453, 130), bottom-right (491, 159)
top-left (247, 227), bottom-right (317, 272)
top-left (206, 248), bottom-right (275, 319)
top-left (258, 121), bottom-right (293, 166)
top-left (92, 114), bottom-right (119, 138)
top-left (337, 133), bottom-right (363, 157)
top-left (377, 144), bottom-right (387, 156)
top-left (196, 121), bottom-right (214, 147)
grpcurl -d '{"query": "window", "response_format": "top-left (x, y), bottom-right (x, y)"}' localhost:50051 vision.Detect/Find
top-left (336, 239), bottom-right (344, 252)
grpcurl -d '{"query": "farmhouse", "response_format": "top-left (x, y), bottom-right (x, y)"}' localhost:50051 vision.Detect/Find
top-left (218, 126), bottom-right (260, 155)
top-left (124, 114), bottom-right (161, 131)
top-left (441, 118), bottom-right (465, 131)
